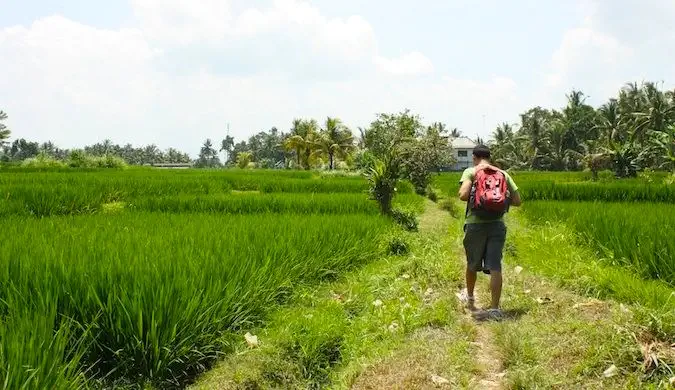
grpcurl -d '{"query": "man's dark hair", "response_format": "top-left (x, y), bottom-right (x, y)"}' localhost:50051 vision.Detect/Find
top-left (472, 144), bottom-right (491, 159)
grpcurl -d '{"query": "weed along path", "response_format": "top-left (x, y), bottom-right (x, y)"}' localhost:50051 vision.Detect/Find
top-left (192, 199), bottom-right (673, 389)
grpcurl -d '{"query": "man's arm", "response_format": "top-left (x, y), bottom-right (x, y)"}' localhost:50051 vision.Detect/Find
top-left (506, 173), bottom-right (522, 206)
top-left (509, 190), bottom-right (522, 206)
top-left (458, 179), bottom-right (472, 201)
top-left (458, 168), bottom-right (473, 201)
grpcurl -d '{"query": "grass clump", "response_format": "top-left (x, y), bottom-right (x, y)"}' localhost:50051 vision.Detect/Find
top-left (391, 208), bottom-right (418, 232)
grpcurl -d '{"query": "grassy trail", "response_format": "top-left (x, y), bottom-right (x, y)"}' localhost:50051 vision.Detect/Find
top-left (191, 199), bottom-right (673, 389)
top-left (450, 202), bottom-right (674, 389)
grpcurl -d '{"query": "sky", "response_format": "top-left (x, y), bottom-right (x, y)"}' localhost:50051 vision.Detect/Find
top-left (1, 0), bottom-right (674, 157)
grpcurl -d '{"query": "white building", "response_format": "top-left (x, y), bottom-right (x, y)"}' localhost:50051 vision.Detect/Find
top-left (447, 136), bottom-right (477, 171)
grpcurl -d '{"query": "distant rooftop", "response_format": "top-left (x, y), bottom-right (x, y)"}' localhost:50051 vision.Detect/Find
top-left (449, 136), bottom-right (477, 149)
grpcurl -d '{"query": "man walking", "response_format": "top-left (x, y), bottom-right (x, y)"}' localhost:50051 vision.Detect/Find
top-left (457, 144), bottom-right (521, 319)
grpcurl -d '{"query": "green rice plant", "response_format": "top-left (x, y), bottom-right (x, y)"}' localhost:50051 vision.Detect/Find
top-left (0, 170), bottom-right (411, 217)
top-left (0, 213), bottom-right (389, 388)
top-left (131, 193), bottom-right (422, 215)
top-left (518, 181), bottom-right (675, 202)
top-left (130, 193), bottom-right (378, 214)
top-left (522, 201), bottom-right (675, 285)
top-left (0, 299), bottom-right (90, 389)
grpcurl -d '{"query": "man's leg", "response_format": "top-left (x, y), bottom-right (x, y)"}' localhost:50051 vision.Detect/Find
top-left (489, 271), bottom-right (502, 309)
top-left (462, 224), bottom-right (487, 309)
top-left (484, 222), bottom-right (507, 311)
top-left (466, 267), bottom-right (477, 308)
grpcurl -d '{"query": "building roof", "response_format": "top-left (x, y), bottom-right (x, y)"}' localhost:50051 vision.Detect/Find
top-left (449, 136), bottom-right (477, 149)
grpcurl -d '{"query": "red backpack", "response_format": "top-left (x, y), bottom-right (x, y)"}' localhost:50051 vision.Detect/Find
top-left (468, 168), bottom-right (508, 220)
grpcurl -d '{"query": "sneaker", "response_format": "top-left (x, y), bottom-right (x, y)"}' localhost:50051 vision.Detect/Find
top-left (456, 289), bottom-right (476, 310)
top-left (485, 308), bottom-right (504, 320)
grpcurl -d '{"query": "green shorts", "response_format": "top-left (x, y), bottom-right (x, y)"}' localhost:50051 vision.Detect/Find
top-left (463, 221), bottom-right (507, 273)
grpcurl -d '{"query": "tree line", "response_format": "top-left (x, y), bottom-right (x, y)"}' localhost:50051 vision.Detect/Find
top-left (488, 81), bottom-right (675, 178)
top-left (1, 79), bottom-right (673, 178)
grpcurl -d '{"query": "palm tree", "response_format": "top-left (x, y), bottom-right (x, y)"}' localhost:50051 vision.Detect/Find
top-left (0, 111), bottom-right (10, 146)
top-left (595, 99), bottom-right (623, 143)
top-left (318, 117), bottom-right (354, 170)
top-left (646, 124), bottom-right (675, 172)
top-left (283, 119), bottom-right (320, 170)
top-left (220, 135), bottom-right (234, 163)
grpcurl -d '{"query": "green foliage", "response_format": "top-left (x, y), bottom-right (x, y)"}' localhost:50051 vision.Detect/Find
top-left (440, 199), bottom-right (462, 218)
top-left (278, 305), bottom-right (347, 385)
top-left (21, 151), bottom-right (67, 168)
top-left (130, 193), bottom-right (393, 215)
top-left (196, 138), bottom-right (221, 168)
top-left (385, 233), bottom-right (410, 255)
top-left (0, 211), bottom-right (388, 387)
top-left (65, 150), bottom-right (127, 169)
top-left (236, 151), bottom-right (253, 169)
top-left (362, 109), bottom-right (422, 160)
top-left (508, 211), bottom-right (675, 340)
top-left (426, 187), bottom-right (438, 202)
top-left (522, 201), bottom-right (675, 285)
top-left (365, 159), bottom-right (399, 215)
top-left (0, 305), bottom-right (89, 389)
top-left (488, 81), bottom-right (675, 175)
top-left (316, 117), bottom-right (354, 170)
top-left (0, 110), bottom-right (10, 144)
top-left (518, 181), bottom-right (675, 203)
top-left (391, 208), bottom-right (418, 232)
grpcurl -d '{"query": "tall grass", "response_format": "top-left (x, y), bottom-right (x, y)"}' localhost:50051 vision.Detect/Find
top-left (0, 213), bottom-right (389, 388)
top-left (522, 201), bottom-right (675, 285)
top-left (518, 181), bottom-right (675, 202)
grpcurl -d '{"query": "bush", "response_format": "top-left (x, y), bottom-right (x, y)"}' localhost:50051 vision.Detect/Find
top-left (366, 159), bottom-right (399, 215)
top-left (21, 153), bottom-right (66, 169)
top-left (391, 208), bottom-right (418, 232)
top-left (236, 152), bottom-right (253, 169)
top-left (427, 187), bottom-right (438, 202)
top-left (440, 199), bottom-right (462, 219)
top-left (387, 235), bottom-right (410, 255)
top-left (95, 155), bottom-right (127, 169)
top-left (67, 150), bottom-right (127, 169)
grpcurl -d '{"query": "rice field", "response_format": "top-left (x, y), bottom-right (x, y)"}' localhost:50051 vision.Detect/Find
top-left (0, 168), bottom-right (416, 389)
top-left (522, 201), bottom-right (675, 285)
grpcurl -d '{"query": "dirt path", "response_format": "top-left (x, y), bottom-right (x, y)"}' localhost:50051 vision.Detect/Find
top-left (351, 200), bottom-right (673, 389)
top-left (470, 326), bottom-right (503, 389)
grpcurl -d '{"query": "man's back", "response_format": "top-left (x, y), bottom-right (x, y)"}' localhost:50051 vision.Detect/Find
top-left (459, 166), bottom-right (519, 224)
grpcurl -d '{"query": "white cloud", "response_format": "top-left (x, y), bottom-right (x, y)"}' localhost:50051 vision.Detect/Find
top-left (131, 0), bottom-right (233, 45)
top-left (546, 27), bottom-right (632, 89)
top-left (0, 1), bottom-right (524, 156)
top-left (374, 51), bottom-right (434, 76)
top-left (540, 0), bottom-right (675, 107)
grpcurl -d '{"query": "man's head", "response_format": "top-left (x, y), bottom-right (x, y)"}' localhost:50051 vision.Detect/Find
top-left (472, 144), bottom-right (491, 165)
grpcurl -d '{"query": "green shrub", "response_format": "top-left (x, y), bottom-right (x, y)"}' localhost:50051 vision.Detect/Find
top-left (67, 150), bottom-right (127, 169)
top-left (391, 208), bottom-right (418, 232)
top-left (427, 187), bottom-right (438, 202)
top-left (440, 199), bottom-right (462, 219)
top-left (278, 305), bottom-right (347, 385)
top-left (387, 234), bottom-right (410, 255)
top-left (21, 152), bottom-right (66, 168)
top-left (237, 152), bottom-right (253, 169)
top-left (366, 159), bottom-right (399, 215)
